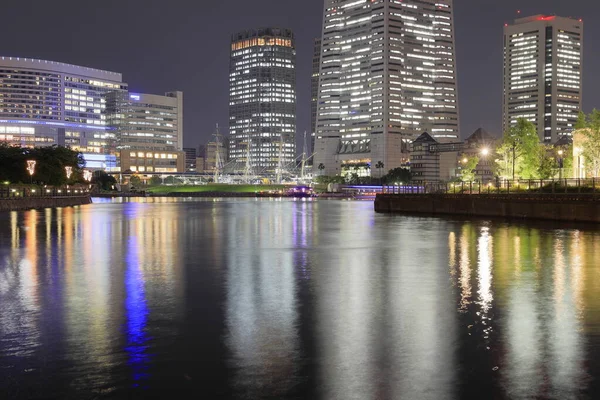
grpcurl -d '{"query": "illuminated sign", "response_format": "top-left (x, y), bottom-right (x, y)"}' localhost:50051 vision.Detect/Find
top-left (130, 94), bottom-right (141, 101)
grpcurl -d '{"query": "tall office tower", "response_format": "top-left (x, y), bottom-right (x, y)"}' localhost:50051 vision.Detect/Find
top-left (310, 38), bottom-right (322, 161)
top-left (314, 0), bottom-right (460, 176)
top-left (503, 15), bottom-right (583, 143)
top-left (228, 28), bottom-right (296, 173)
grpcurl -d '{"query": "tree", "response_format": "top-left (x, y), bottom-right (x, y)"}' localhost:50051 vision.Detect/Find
top-left (92, 171), bottom-right (117, 191)
top-left (149, 176), bottom-right (162, 185)
top-left (537, 145), bottom-right (558, 179)
top-left (458, 154), bottom-right (479, 182)
top-left (495, 118), bottom-right (539, 179)
top-left (375, 161), bottom-right (385, 181)
top-left (346, 173), bottom-right (360, 184)
top-left (574, 110), bottom-right (600, 177)
top-left (130, 175), bottom-right (142, 187)
top-left (382, 167), bottom-right (412, 184)
top-left (0, 143), bottom-right (84, 185)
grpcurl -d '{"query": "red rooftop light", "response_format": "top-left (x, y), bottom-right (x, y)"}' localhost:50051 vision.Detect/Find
top-left (537, 16), bottom-right (556, 21)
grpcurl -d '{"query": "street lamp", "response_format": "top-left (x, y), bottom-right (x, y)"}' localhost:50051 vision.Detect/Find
top-left (575, 147), bottom-right (583, 179)
top-left (557, 149), bottom-right (564, 180)
top-left (480, 148), bottom-right (490, 156)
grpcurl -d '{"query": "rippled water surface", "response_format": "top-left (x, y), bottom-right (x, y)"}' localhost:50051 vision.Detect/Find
top-left (1, 198), bottom-right (600, 399)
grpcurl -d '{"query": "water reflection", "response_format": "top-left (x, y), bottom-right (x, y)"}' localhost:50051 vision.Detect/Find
top-left (224, 201), bottom-right (301, 398)
top-left (1, 199), bottom-right (600, 399)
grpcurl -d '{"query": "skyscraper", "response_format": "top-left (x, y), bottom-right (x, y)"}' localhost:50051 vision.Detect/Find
top-left (503, 15), bottom-right (583, 143)
top-left (228, 28), bottom-right (296, 173)
top-left (314, 0), bottom-right (460, 176)
top-left (310, 38), bottom-right (322, 162)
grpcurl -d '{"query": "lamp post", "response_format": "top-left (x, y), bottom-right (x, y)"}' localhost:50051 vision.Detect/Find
top-left (480, 148), bottom-right (489, 184)
top-left (575, 147), bottom-right (583, 179)
top-left (557, 149), bottom-right (564, 180)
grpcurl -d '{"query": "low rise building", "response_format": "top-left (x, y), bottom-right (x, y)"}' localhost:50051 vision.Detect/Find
top-left (411, 128), bottom-right (499, 183)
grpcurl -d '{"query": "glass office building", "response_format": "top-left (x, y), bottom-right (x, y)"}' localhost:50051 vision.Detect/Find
top-left (0, 56), bottom-right (127, 152)
top-left (503, 15), bottom-right (583, 143)
top-left (228, 27), bottom-right (296, 173)
top-left (314, 0), bottom-right (460, 176)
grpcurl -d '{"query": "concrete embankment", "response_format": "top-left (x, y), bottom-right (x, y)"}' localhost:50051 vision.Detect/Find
top-left (374, 194), bottom-right (600, 222)
top-left (0, 196), bottom-right (92, 212)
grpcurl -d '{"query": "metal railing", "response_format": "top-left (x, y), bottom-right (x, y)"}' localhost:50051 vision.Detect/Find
top-left (0, 185), bottom-right (92, 199)
top-left (382, 178), bottom-right (600, 196)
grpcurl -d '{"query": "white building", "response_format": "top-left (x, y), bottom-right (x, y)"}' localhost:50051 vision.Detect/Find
top-left (0, 56), bottom-right (127, 152)
top-left (314, 0), bottom-right (460, 176)
top-left (503, 15), bottom-right (583, 143)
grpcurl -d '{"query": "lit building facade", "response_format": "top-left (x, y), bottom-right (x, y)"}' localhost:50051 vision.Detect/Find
top-left (310, 38), bottom-right (322, 161)
top-left (0, 56), bottom-right (127, 152)
top-left (314, 0), bottom-right (460, 176)
top-left (503, 15), bottom-right (583, 143)
top-left (184, 147), bottom-right (197, 172)
top-left (106, 91), bottom-right (185, 173)
top-left (228, 27), bottom-right (296, 173)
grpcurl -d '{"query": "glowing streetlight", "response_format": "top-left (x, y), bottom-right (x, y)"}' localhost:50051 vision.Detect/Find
top-left (481, 148), bottom-right (490, 156)
top-left (558, 149), bottom-right (564, 156)
top-left (462, 158), bottom-right (468, 164)
top-left (26, 160), bottom-right (36, 176)
top-left (83, 170), bottom-right (93, 182)
top-left (65, 166), bottom-right (73, 179)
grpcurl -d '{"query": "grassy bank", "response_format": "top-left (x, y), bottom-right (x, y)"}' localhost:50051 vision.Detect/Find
top-left (145, 184), bottom-right (288, 194)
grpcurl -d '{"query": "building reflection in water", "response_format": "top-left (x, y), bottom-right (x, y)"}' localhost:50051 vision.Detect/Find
top-left (448, 222), bottom-right (589, 398)
top-left (224, 200), bottom-right (300, 398)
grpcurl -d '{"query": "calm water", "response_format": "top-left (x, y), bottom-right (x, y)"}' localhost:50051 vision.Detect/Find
top-left (1, 198), bottom-right (600, 399)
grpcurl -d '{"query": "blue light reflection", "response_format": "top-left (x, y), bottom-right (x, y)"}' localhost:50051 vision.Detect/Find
top-left (124, 235), bottom-right (150, 387)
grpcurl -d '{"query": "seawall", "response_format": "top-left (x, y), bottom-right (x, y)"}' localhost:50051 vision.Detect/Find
top-left (0, 196), bottom-right (92, 212)
top-left (374, 194), bottom-right (600, 223)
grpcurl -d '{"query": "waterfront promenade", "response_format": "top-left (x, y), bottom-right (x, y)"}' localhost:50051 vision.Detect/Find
top-left (0, 185), bottom-right (92, 211)
top-left (375, 179), bottom-right (600, 222)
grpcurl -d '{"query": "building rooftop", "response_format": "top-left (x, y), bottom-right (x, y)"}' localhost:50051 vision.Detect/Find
top-left (0, 56), bottom-right (122, 81)
top-left (511, 14), bottom-right (583, 25)
top-left (413, 132), bottom-right (437, 144)
top-left (466, 128), bottom-right (496, 142)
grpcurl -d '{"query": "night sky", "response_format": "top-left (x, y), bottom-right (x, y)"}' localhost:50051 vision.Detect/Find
top-left (0, 0), bottom-right (598, 150)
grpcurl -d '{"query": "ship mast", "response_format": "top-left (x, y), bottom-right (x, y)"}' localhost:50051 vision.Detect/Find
top-left (213, 123), bottom-right (223, 183)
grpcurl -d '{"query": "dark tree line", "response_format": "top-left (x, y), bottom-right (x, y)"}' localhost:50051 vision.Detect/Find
top-left (0, 143), bottom-right (85, 185)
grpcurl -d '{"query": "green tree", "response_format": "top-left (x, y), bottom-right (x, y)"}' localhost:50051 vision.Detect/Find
top-left (383, 167), bottom-right (412, 184)
top-left (149, 175), bottom-right (162, 185)
top-left (537, 145), bottom-right (558, 179)
top-left (0, 144), bottom-right (84, 185)
top-left (575, 110), bottom-right (600, 177)
top-left (92, 171), bottom-right (117, 191)
top-left (495, 118), bottom-right (539, 179)
top-left (130, 175), bottom-right (142, 187)
top-left (458, 154), bottom-right (479, 182)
